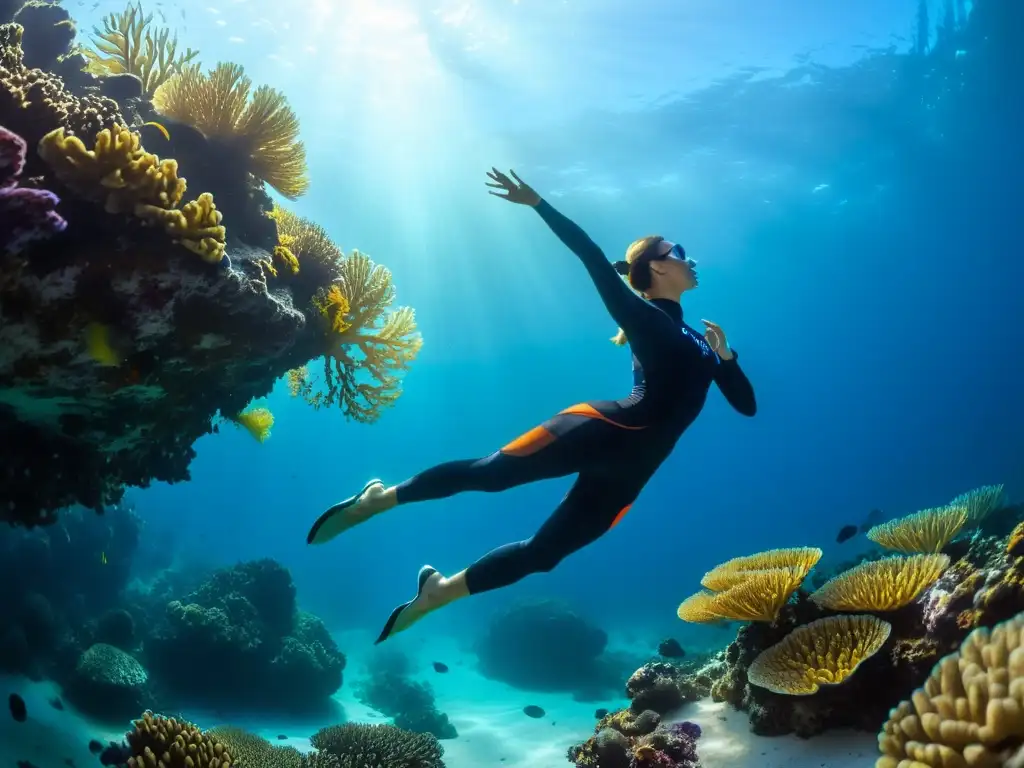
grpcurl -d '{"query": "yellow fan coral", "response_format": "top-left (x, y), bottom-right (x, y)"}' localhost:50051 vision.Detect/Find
top-left (268, 204), bottom-right (341, 267)
top-left (701, 547), bottom-right (823, 591)
top-left (702, 566), bottom-right (807, 623)
top-left (748, 614), bottom-right (892, 696)
top-left (950, 483), bottom-right (1005, 524)
top-left (876, 610), bottom-right (1024, 768)
top-left (866, 504), bottom-right (969, 554)
top-left (676, 590), bottom-right (723, 624)
top-left (810, 554), bottom-right (951, 612)
top-left (83, 2), bottom-right (199, 96)
top-left (152, 62), bottom-right (309, 199)
top-left (232, 407), bottom-right (273, 443)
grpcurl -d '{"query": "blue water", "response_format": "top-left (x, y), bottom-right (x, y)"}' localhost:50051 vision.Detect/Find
top-left (8, 0), bottom-right (1023, 763)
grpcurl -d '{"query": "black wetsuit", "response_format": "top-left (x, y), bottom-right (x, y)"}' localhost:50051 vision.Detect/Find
top-left (395, 199), bottom-right (756, 594)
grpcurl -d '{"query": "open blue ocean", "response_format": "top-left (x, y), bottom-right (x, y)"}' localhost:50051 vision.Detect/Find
top-left (1, 1), bottom-right (1021, 767)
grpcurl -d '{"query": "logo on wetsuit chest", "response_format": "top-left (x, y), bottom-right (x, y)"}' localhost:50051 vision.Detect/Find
top-left (681, 325), bottom-right (715, 358)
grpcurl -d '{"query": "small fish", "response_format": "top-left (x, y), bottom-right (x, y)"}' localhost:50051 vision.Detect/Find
top-left (836, 524), bottom-right (858, 544)
top-left (522, 705), bottom-right (545, 719)
top-left (432, 661), bottom-right (449, 673)
top-left (8, 692), bottom-right (27, 722)
top-left (49, 696), bottom-right (64, 710)
top-left (142, 121), bottom-right (171, 141)
top-left (100, 551), bottom-right (107, 565)
top-left (17, 761), bottom-right (40, 768)
top-left (87, 740), bottom-right (104, 755)
top-left (85, 323), bottom-right (121, 367)
top-left (594, 708), bottom-right (609, 719)
top-left (276, 734), bottom-right (287, 740)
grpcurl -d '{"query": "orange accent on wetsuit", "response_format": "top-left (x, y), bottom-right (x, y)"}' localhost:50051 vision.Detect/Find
top-left (500, 426), bottom-right (556, 457)
top-left (559, 402), bottom-right (647, 429)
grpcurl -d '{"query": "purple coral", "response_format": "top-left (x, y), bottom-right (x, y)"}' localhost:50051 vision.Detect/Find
top-left (0, 125), bottom-right (67, 255)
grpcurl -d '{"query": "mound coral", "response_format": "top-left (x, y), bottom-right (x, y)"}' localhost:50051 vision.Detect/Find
top-left (867, 504), bottom-right (969, 554)
top-left (747, 615), bottom-right (892, 695)
top-left (810, 554), bottom-right (951, 612)
top-left (82, 1), bottom-right (198, 97)
top-left (876, 610), bottom-right (1024, 767)
top-left (0, 123), bottom-right (65, 254)
top-left (125, 711), bottom-right (234, 768)
top-left (310, 723), bottom-right (446, 768)
top-left (152, 61), bottom-right (308, 199)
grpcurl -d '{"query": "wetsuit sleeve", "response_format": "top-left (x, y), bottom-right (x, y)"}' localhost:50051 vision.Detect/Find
top-left (714, 351), bottom-right (757, 416)
top-left (533, 199), bottom-right (657, 336)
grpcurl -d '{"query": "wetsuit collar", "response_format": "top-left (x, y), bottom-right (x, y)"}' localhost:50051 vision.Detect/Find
top-left (649, 297), bottom-right (683, 324)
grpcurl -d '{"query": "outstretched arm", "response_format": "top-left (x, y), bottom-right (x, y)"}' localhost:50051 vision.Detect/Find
top-left (485, 168), bottom-right (655, 339)
top-left (714, 352), bottom-right (757, 416)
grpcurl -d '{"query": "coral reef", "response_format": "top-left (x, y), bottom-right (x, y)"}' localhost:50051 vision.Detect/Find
top-left (124, 711), bottom-right (235, 768)
top-left (568, 708), bottom-right (702, 768)
top-left (876, 609), bottom-right (1024, 767)
top-left (311, 723), bottom-right (446, 768)
top-left (0, 8), bottom-right (421, 527)
top-left (625, 656), bottom-right (724, 716)
top-left (356, 646), bottom-right (458, 740)
top-left (475, 598), bottom-right (631, 698)
top-left (0, 123), bottom-right (65, 253)
top-left (145, 558), bottom-right (346, 713)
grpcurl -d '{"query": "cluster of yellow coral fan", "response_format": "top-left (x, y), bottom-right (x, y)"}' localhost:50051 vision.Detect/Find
top-left (876, 610), bottom-right (1024, 767)
top-left (268, 203), bottom-right (341, 267)
top-left (950, 483), bottom-right (1006, 524)
top-left (82, 2), bottom-right (199, 97)
top-left (125, 711), bottom-right (234, 767)
top-left (810, 554), bottom-right (951, 612)
top-left (867, 504), bottom-right (969, 554)
top-left (677, 547), bottom-right (821, 624)
top-left (38, 125), bottom-right (227, 262)
top-left (231, 407), bottom-right (274, 443)
top-left (152, 62), bottom-right (308, 200)
top-left (312, 284), bottom-right (352, 334)
top-left (748, 614), bottom-right (892, 696)
top-left (701, 547), bottom-right (823, 591)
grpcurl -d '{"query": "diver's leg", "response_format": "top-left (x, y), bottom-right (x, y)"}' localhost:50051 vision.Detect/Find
top-left (374, 472), bottom-right (645, 643)
top-left (307, 407), bottom-right (610, 545)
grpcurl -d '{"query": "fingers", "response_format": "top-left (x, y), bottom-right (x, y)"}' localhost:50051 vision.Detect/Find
top-left (509, 169), bottom-right (524, 184)
top-left (701, 318), bottom-right (722, 330)
top-left (488, 190), bottom-right (511, 199)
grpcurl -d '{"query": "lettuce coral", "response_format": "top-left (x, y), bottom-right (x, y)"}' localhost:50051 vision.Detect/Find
top-left (0, 123), bottom-right (65, 254)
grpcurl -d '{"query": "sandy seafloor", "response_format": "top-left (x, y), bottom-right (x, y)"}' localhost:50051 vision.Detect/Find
top-left (0, 629), bottom-right (879, 768)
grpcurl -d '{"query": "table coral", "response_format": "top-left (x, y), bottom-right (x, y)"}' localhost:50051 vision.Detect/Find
top-left (0, 123), bottom-right (65, 254)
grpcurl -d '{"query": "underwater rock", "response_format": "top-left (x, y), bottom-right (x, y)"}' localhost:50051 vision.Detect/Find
top-left (12, 1), bottom-right (74, 71)
top-left (66, 642), bottom-right (150, 721)
top-left (626, 657), bottom-right (723, 715)
top-left (568, 709), bottom-right (701, 768)
top-left (98, 71), bottom-right (143, 102)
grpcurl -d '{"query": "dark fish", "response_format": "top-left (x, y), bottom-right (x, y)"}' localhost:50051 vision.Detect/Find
top-left (836, 524), bottom-right (858, 544)
top-left (17, 761), bottom-right (40, 768)
top-left (859, 508), bottom-right (883, 533)
top-left (657, 638), bottom-right (685, 658)
top-left (432, 661), bottom-right (449, 673)
top-left (49, 696), bottom-right (64, 710)
top-left (594, 708), bottom-right (609, 719)
top-left (88, 740), bottom-right (104, 755)
top-left (523, 705), bottom-right (545, 719)
top-left (8, 693), bottom-right (27, 722)
top-left (276, 734), bottom-right (288, 740)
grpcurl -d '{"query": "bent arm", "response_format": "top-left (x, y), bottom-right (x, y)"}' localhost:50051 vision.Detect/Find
top-left (534, 199), bottom-right (653, 334)
top-left (714, 352), bottom-right (757, 416)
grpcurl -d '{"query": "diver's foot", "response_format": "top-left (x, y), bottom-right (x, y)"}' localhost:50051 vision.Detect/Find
top-left (307, 479), bottom-right (389, 545)
top-left (375, 565), bottom-right (445, 644)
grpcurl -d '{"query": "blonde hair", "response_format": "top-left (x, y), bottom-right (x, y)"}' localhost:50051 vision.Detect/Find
top-left (611, 235), bottom-right (663, 346)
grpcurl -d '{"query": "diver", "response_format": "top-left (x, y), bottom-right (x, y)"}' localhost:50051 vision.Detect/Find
top-left (306, 168), bottom-right (758, 644)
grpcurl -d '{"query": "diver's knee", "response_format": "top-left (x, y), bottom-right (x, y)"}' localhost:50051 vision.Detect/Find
top-left (524, 543), bottom-right (564, 574)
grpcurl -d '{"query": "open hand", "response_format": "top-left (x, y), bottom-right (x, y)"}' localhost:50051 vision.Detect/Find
top-left (486, 168), bottom-right (541, 207)
top-left (701, 319), bottom-right (733, 359)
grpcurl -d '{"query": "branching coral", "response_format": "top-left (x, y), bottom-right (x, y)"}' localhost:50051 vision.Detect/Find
top-left (701, 547), bottom-right (823, 591)
top-left (1, 21), bottom-right (122, 146)
top-left (679, 566), bottom-right (807, 623)
top-left (206, 726), bottom-right (301, 768)
top-left (310, 723), bottom-right (445, 768)
top-left (125, 711), bottom-right (235, 768)
top-left (876, 610), bottom-right (1024, 767)
top-left (152, 61), bottom-right (308, 199)
top-left (747, 614), bottom-right (892, 696)
top-left (231, 406), bottom-right (273, 443)
top-left (810, 554), bottom-right (951, 612)
top-left (82, 1), bottom-right (198, 97)
top-left (0, 123), bottom-right (66, 254)
top-left (38, 124), bottom-right (226, 261)
top-left (287, 250), bottom-right (422, 423)
top-left (867, 504), bottom-right (969, 554)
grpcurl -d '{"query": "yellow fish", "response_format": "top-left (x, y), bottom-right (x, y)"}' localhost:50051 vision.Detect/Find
top-left (142, 121), bottom-right (171, 141)
top-left (85, 323), bottom-right (121, 367)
